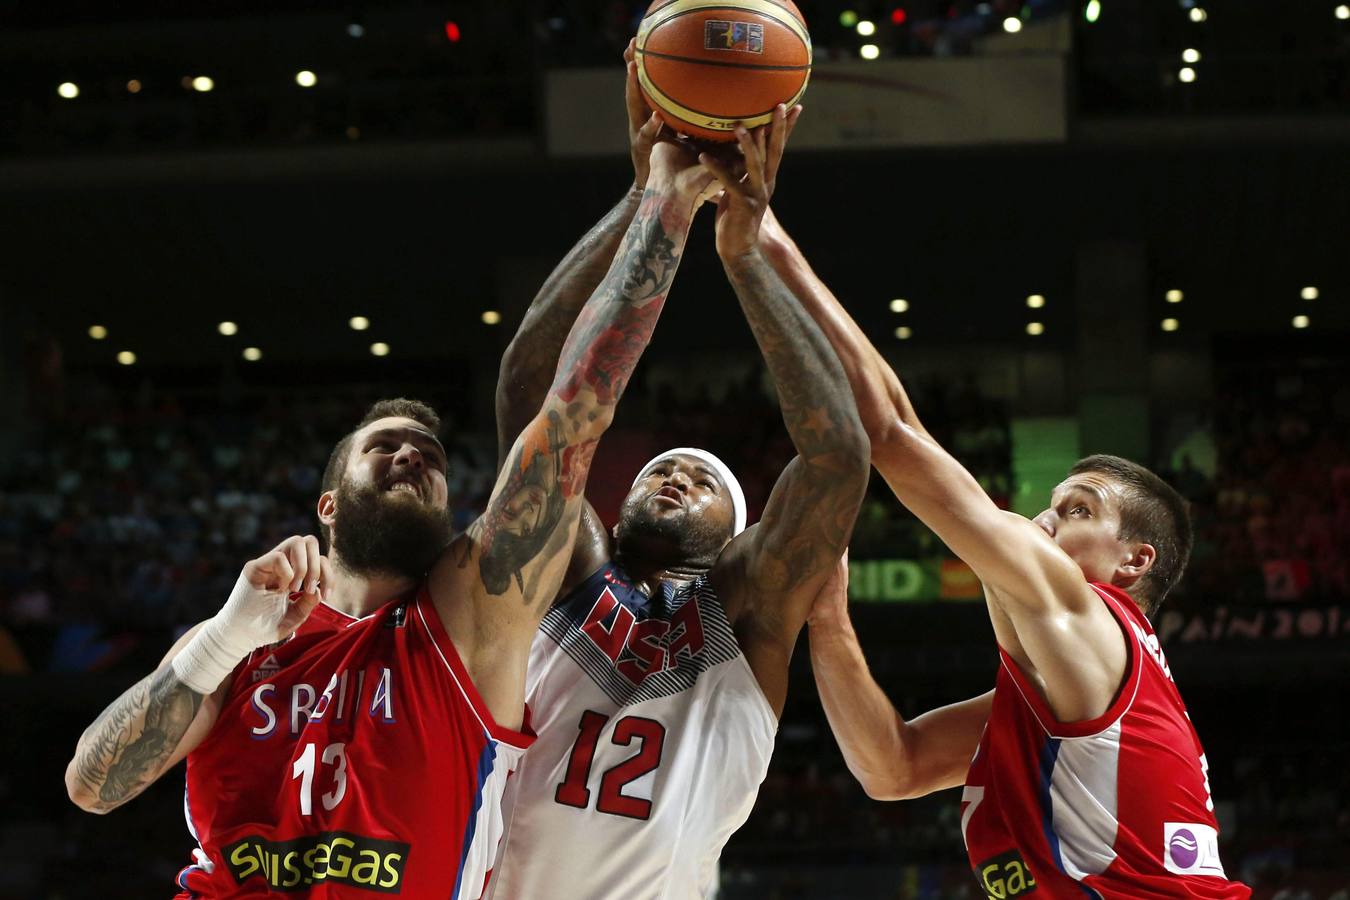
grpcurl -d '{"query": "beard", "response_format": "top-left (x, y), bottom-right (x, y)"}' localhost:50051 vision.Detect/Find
top-left (330, 477), bottom-right (453, 581)
top-left (614, 492), bottom-right (731, 570)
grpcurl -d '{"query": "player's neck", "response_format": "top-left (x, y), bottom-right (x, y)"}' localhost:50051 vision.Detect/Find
top-left (620, 560), bottom-right (708, 598)
top-left (324, 553), bottom-right (418, 617)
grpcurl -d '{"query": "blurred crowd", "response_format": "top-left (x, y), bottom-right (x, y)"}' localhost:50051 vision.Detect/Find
top-left (0, 360), bottom-right (1018, 671)
top-left (0, 356), bottom-right (1346, 897)
top-left (1164, 361), bottom-right (1350, 605)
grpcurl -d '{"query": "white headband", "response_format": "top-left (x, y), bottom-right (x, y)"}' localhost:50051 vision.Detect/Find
top-left (632, 447), bottom-right (748, 536)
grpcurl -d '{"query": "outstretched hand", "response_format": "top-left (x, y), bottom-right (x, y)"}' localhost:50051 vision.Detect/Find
top-left (625, 39), bottom-right (663, 190)
top-left (699, 103), bottom-right (803, 260)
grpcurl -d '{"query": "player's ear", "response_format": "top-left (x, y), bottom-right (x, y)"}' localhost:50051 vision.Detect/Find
top-left (1117, 541), bottom-right (1156, 584)
top-left (317, 491), bottom-right (338, 530)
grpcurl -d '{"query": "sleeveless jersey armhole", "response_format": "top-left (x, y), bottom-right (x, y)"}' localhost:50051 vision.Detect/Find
top-left (996, 584), bottom-right (1143, 739)
top-left (414, 590), bottom-right (536, 750)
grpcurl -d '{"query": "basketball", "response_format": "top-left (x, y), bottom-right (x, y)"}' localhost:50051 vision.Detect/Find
top-left (635, 0), bottom-right (812, 142)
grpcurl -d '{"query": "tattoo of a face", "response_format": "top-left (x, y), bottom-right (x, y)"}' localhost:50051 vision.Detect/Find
top-left (470, 412), bottom-right (570, 596)
top-left (72, 665), bottom-right (204, 812)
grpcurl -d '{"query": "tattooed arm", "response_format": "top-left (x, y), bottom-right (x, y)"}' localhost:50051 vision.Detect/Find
top-left (702, 111), bottom-right (870, 718)
top-left (495, 188), bottom-right (643, 467)
top-left (495, 43), bottom-right (662, 468)
top-left (492, 47), bottom-right (664, 595)
top-left (758, 208), bottom-right (1127, 726)
top-left (66, 622), bottom-right (224, 813)
top-left (431, 142), bottom-right (717, 729)
top-left (66, 536), bottom-right (326, 813)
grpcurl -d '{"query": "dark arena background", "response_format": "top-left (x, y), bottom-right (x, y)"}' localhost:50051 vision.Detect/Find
top-left (2, 1), bottom-right (1348, 897)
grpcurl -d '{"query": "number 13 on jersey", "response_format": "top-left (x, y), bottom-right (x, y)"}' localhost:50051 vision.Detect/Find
top-left (555, 710), bottom-right (667, 820)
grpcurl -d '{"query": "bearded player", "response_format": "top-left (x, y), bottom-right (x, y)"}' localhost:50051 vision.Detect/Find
top-left (760, 209), bottom-right (1252, 896)
top-left (64, 140), bottom-right (723, 897)
top-left (485, 65), bottom-right (868, 900)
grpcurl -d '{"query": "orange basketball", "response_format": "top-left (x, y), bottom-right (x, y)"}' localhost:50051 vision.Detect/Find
top-left (635, 0), bottom-right (812, 142)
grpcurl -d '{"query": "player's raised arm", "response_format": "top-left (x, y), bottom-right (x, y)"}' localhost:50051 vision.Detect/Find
top-left (759, 210), bottom-right (1127, 724)
top-left (432, 142), bottom-right (717, 707)
top-left (700, 107), bottom-right (870, 716)
top-left (808, 554), bottom-right (992, 800)
top-left (494, 41), bottom-right (662, 469)
top-left (65, 536), bottom-right (328, 813)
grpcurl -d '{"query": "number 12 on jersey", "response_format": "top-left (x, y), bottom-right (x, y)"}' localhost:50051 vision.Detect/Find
top-left (555, 710), bottom-right (666, 820)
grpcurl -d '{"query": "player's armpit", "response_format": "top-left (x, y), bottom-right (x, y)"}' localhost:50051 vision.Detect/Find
top-left (873, 432), bottom-right (1129, 722)
top-left (721, 452), bottom-right (867, 624)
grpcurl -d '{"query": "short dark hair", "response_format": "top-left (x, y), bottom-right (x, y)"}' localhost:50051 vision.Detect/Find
top-left (1068, 454), bottom-right (1192, 614)
top-left (319, 398), bottom-right (442, 543)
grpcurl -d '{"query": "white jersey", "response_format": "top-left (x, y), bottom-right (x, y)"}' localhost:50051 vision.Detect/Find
top-left (487, 562), bottom-right (777, 900)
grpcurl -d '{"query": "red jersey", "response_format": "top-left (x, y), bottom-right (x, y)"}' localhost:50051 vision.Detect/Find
top-left (962, 582), bottom-right (1250, 899)
top-left (175, 589), bottom-right (533, 898)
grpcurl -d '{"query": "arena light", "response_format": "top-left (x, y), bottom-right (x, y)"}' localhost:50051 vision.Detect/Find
top-left (840, 10), bottom-right (859, 27)
top-left (856, 19), bottom-right (876, 36)
top-left (890, 8), bottom-right (907, 25)
top-left (58, 82), bottom-right (79, 99)
top-left (242, 347), bottom-right (263, 361)
top-left (1166, 289), bottom-right (1184, 303)
top-left (1182, 48), bottom-right (1201, 63)
top-left (192, 76), bottom-right (215, 93)
top-left (295, 70), bottom-right (317, 88)
top-left (1026, 322), bottom-right (1045, 336)
top-left (1026, 294), bottom-right (1046, 309)
top-left (894, 326), bottom-right (912, 340)
top-left (1179, 66), bottom-right (1197, 83)
top-left (1084, 0), bottom-right (1102, 23)
top-left (347, 22), bottom-right (366, 38)
top-left (349, 316), bottom-right (370, 331)
top-left (1338, 5), bottom-right (1350, 20)
top-left (1301, 286), bottom-right (1319, 300)
top-left (1003, 16), bottom-right (1023, 33)
top-left (370, 342), bottom-right (391, 357)
top-left (88, 325), bottom-right (108, 340)
top-left (1161, 318), bottom-right (1180, 332)
top-left (889, 298), bottom-right (909, 313)
top-left (1189, 7), bottom-right (1207, 22)
top-left (1292, 315), bottom-right (1310, 329)
top-left (860, 43), bottom-right (880, 60)
top-left (481, 310), bottom-right (502, 325)
top-left (217, 321), bottom-right (239, 336)
top-left (126, 79), bottom-right (142, 94)
top-left (117, 350), bottom-right (137, 365)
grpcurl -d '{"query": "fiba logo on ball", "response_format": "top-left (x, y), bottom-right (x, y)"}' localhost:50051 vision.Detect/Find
top-left (704, 20), bottom-right (764, 53)
top-left (1168, 829), bottom-right (1200, 869)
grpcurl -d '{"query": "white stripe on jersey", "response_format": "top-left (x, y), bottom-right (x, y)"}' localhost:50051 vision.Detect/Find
top-left (1048, 720), bottom-right (1122, 880)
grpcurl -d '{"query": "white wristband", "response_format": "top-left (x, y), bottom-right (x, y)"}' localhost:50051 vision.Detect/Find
top-left (171, 574), bottom-right (279, 694)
